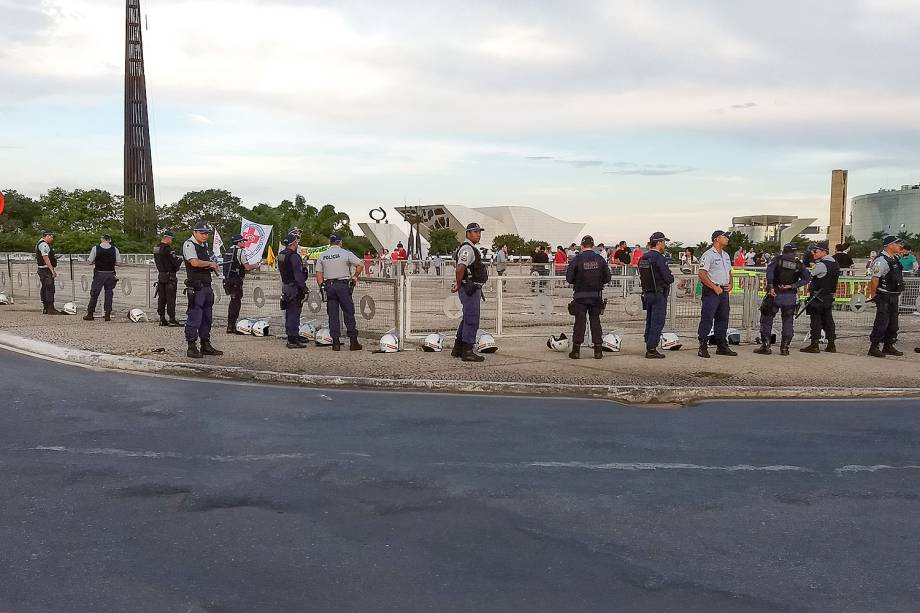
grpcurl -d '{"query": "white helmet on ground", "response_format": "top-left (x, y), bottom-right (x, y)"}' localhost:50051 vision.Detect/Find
top-left (422, 333), bottom-right (445, 352)
top-left (63, 302), bottom-right (78, 315)
top-left (547, 333), bottom-right (570, 352)
top-left (251, 319), bottom-right (270, 337)
top-left (474, 330), bottom-right (498, 353)
top-left (707, 326), bottom-right (742, 345)
top-left (379, 330), bottom-right (400, 353)
top-left (601, 332), bottom-right (621, 352)
top-left (236, 318), bottom-right (254, 335)
top-left (299, 320), bottom-right (317, 342)
top-left (315, 327), bottom-right (334, 346)
top-left (0, 293), bottom-right (11, 305)
top-left (659, 332), bottom-right (682, 351)
top-left (128, 308), bottom-right (147, 322)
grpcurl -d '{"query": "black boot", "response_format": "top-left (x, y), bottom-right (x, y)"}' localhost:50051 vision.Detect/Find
top-left (451, 338), bottom-right (463, 358)
top-left (349, 337), bottom-right (363, 351)
top-left (461, 343), bottom-right (484, 362)
top-left (593, 344), bottom-right (604, 359)
top-left (200, 340), bottom-right (223, 356)
top-left (159, 319), bottom-right (170, 327)
top-left (331, 341), bottom-right (341, 351)
top-left (187, 342), bottom-right (203, 359)
top-left (882, 343), bottom-right (903, 356)
top-left (103, 312), bottom-right (111, 321)
top-left (825, 340), bottom-right (837, 353)
top-left (42, 304), bottom-right (49, 314)
top-left (753, 342), bottom-right (771, 355)
top-left (716, 344), bottom-right (738, 356)
top-left (698, 342), bottom-right (711, 358)
top-left (645, 348), bottom-right (665, 359)
top-left (286, 336), bottom-right (307, 349)
top-left (167, 319), bottom-right (182, 327)
top-left (568, 343), bottom-right (581, 359)
top-left (868, 344), bottom-right (885, 358)
top-left (780, 339), bottom-right (791, 356)
top-left (83, 313), bottom-right (95, 321)
top-left (800, 341), bottom-right (820, 353)
top-left (46, 305), bottom-right (63, 315)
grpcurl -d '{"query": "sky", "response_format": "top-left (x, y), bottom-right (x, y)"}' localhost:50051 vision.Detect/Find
top-left (1, 0), bottom-right (919, 244)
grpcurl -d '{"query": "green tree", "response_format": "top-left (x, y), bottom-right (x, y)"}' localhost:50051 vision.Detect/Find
top-left (427, 227), bottom-right (460, 255)
top-left (39, 188), bottom-right (122, 234)
top-left (343, 235), bottom-right (374, 256)
top-left (491, 233), bottom-right (528, 256)
top-left (0, 190), bottom-right (42, 234)
top-left (523, 239), bottom-right (546, 256)
top-left (158, 189), bottom-right (245, 242)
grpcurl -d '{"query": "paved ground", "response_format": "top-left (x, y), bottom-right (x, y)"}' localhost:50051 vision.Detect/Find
top-left (1, 349), bottom-right (919, 612)
top-left (2, 303), bottom-right (920, 389)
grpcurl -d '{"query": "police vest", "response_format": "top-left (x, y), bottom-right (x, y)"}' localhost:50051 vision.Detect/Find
top-left (878, 253), bottom-right (905, 293)
top-left (809, 258), bottom-right (840, 294)
top-left (278, 249), bottom-right (297, 284)
top-left (93, 245), bottom-right (116, 272)
top-left (571, 252), bottom-right (606, 296)
top-left (154, 242), bottom-right (180, 275)
top-left (35, 240), bottom-right (57, 268)
top-left (455, 242), bottom-right (488, 284)
top-left (638, 253), bottom-right (661, 292)
top-left (184, 240), bottom-right (213, 284)
top-left (774, 255), bottom-right (802, 287)
top-left (222, 246), bottom-right (245, 281)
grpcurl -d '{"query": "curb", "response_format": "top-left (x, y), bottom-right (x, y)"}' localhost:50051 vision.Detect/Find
top-left (2, 331), bottom-right (920, 404)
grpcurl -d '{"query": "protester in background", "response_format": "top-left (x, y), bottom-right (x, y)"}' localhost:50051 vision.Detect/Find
top-left (681, 247), bottom-right (696, 266)
top-left (597, 243), bottom-right (608, 261)
top-left (554, 245), bottom-right (567, 275)
top-left (865, 251), bottom-right (877, 274)
top-left (494, 245), bottom-right (508, 289)
top-left (379, 248), bottom-right (390, 278)
top-left (733, 246), bottom-right (746, 267)
top-left (531, 244), bottom-right (550, 291)
top-left (745, 249), bottom-right (756, 266)
top-left (613, 241), bottom-right (631, 266)
top-left (898, 244), bottom-right (918, 276)
top-left (630, 244), bottom-right (643, 266)
top-left (566, 243), bottom-right (578, 261)
top-left (363, 251), bottom-right (375, 276)
top-left (833, 244), bottom-right (854, 270)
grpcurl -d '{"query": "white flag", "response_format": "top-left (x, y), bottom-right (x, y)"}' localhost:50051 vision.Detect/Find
top-left (212, 227), bottom-right (224, 257)
top-left (240, 218), bottom-right (273, 264)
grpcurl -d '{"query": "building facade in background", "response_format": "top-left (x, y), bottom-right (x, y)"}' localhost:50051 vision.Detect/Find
top-left (729, 215), bottom-right (821, 245)
top-left (850, 183), bottom-right (920, 240)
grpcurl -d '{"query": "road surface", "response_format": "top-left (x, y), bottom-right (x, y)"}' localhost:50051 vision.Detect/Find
top-left (1, 348), bottom-right (918, 612)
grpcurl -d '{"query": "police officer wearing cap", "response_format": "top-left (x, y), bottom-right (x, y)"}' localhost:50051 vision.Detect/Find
top-left (638, 231), bottom-right (674, 359)
top-left (755, 243), bottom-right (810, 356)
top-left (316, 233), bottom-right (365, 351)
top-left (867, 236), bottom-right (905, 358)
top-left (697, 230), bottom-right (737, 358)
top-left (182, 221), bottom-right (223, 358)
top-left (223, 233), bottom-right (261, 334)
top-left (565, 235), bottom-right (612, 359)
top-left (83, 234), bottom-right (121, 321)
top-left (800, 241), bottom-right (839, 353)
top-left (451, 222), bottom-right (489, 362)
top-left (35, 230), bottom-right (62, 315)
top-left (154, 230), bottom-right (182, 326)
top-left (278, 233), bottom-right (308, 349)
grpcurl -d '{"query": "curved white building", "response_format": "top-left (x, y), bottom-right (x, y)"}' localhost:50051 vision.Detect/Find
top-left (850, 183), bottom-right (920, 240)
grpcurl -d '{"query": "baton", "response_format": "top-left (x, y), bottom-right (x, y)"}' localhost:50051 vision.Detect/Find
top-left (794, 292), bottom-right (820, 319)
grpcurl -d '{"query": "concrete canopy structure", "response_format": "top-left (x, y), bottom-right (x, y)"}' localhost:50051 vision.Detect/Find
top-left (850, 183), bottom-right (920, 240)
top-left (729, 215), bottom-right (819, 245)
top-left (389, 204), bottom-right (585, 252)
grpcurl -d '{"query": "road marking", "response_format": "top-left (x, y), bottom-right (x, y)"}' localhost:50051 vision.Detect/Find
top-left (835, 464), bottom-right (920, 474)
top-left (527, 461), bottom-right (814, 473)
top-left (30, 446), bottom-right (310, 463)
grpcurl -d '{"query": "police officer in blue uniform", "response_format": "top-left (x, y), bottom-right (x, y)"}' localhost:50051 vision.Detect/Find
top-left (223, 233), bottom-right (261, 334)
top-left (277, 233), bottom-right (308, 349)
top-left (35, 230), bottom-right (62, 315)
top-left (316, 233), bottom-right (365, 351)
top-left (754, 243), bottom-right (810, 356)
top-left (182, 221), bottom-right (223, 358)
top-left (565, 235), bottom-right (612, 359)
top-left (867, 236), bottom-right (905, 357)
top-left (697, 230), bottom-right (737, 358)
top-left (638, 231), bottom-right (674, 359)
top-left (800, 241), bottom-right (839, 353)
top-left (83, 234), bottom-right (121, 321)
top-left (154, 230), bottom-right (182, 326)
top-left (451, 222), bottom-right (489, 362)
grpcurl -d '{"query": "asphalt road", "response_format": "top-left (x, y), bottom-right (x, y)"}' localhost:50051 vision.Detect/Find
top-left (1, 350), bottom-right (919, 612)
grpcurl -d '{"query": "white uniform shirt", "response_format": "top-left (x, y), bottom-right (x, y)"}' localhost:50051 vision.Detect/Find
top-left (700, 247), bottom-right (732, 286)
top-left (456, 242), bottom-right (478, 267)
top-left (183, 237), bottom-right (209, 261)
top-left (316, 245), bottom-right (361, 279)
top-left (87, 243), bottom-right (122, 265)
top-left (37, 241), bottom-right (52, 268)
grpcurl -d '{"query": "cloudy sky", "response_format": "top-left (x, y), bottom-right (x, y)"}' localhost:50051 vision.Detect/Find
top-left (2, 0), bottom-right (919, 243)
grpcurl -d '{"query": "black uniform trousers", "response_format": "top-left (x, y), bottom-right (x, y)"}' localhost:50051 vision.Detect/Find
top-left (870, 292), bottom-right (900, 345)
top-left (806, 295), bottom-right (836, 342)
top-left (156, 274), bottom-right (178, 321)
top-left (572, 297), bottom-right (603, 346)
top-left (224, 279), bottom-right (244, 329)
top-left (37, 268), bottom-right (55, 306)
top-left (87, 271), bottom-right (117, 315)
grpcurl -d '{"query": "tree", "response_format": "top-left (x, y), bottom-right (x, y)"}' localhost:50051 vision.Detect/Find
top-left (0, 190), bottom-right (41, 234)
top-left (427, 228), bottom-right (460, 255)
top-left (39, 188), bottom-right (123, 234)
top-left (523, 239), bottom-right (546, 256)
top-left (158, 189), bottom-right (245, 243)
top-left (491, 233), bottom-right (528, 256)
top-left (343, 235), bottom-right (374, 256)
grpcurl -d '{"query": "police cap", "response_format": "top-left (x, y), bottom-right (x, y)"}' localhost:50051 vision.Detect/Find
top-left (100, 234), bottom-right (112, 241)
top-left (782, 243), bottom-right (796, 254)
top-left (711, 230), bottom-right (731, 241)
top-left (193, 221), bottom-right (211, 233)
top-left (282, 233), bottom-right (300, 246)
top-left (40, 230), bottom-right (57, 237)
top-left (161, 230), bottom-right (175, 238)
top-left (882, 235), bottom-right (904, 246)
top-left (231, 234), bottom-right (244, 243)
top-left (581, 235), bottom-right (595, 247)
top-left (810, 240), bottom-right (829, 253)
top-left (465, 223), bottom-right (484, 233)
top-left (649, 231), bottom-right (669, 244)
top-left (329, 233), bottom-right (342, 243)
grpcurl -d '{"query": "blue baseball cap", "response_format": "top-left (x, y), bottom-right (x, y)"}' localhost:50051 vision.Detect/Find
top-left (329, 233), bottom-right (342, 243)
top-left (282, 233), bottom-right (300, 246)
top-left (231, 234), bottom-right (244, 243)
top-left (882, 235), bottom-right (904, 246)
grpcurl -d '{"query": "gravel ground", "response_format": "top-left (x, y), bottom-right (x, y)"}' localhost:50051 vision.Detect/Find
top-left (3, 302), bottom-right (920, 389)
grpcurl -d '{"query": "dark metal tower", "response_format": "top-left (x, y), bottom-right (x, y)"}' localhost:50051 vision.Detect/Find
top-left (124, 0), bottom-right (157, 238)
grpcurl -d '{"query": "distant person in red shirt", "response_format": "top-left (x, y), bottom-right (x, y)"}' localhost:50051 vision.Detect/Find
top-left (630, 244), bottom-right (643, 266)
top-left (554, 245), bottom-right (567, 274)
top-left (363, 251), bottom-right (374, 275)
top-left (733, 247), bottom-right (746, 267)
top-left (394, 243), bottom-right (407, 261)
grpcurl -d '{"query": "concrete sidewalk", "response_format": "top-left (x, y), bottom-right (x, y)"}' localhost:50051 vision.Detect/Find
top-left (2, 304), bottom-right (920, 402)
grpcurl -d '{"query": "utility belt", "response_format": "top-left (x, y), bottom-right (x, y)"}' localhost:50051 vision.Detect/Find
top-left (183, 278), bottom-right (211, 301)
top-left (568, 293), bottom-right (607, 315)
top-left (281, 282), bottom-right (307, 309)
top-left (223, 277), bottom-right (243, 296)
top-left (461, 280), bottom-right (485, 300)
top-left (702, 285), bottom-right (731, 295)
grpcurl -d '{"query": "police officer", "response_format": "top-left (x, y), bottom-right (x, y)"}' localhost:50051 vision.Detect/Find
top-left (565, 235), bottom-right (612, 359)
top-left (83, 234), bottom-right (121, 321)
top-left (451, 222), bottom-right (489, 362)
top-left (754, 244), bottom-right (810, 356)
top-left (223, 234), bottom-right (261, 334)
top-left (182, 221), bottom-right (223, 358)
top-left (800, 241), bottom-right (839, 353)
top-left (638, 231), bottom-right (674, 359)
top-left (154, 230), bottom-right (182, 326)
top-left (277, 233), bottom-right (308, 349)
top-left (867, 236), bottom-right (905, 357)
top-left (35, 230), bottom-right (62, 315)
top-left (697, 230), bottom-right (736, 358)
top-left (316, 233), bottom-right (365, 351)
